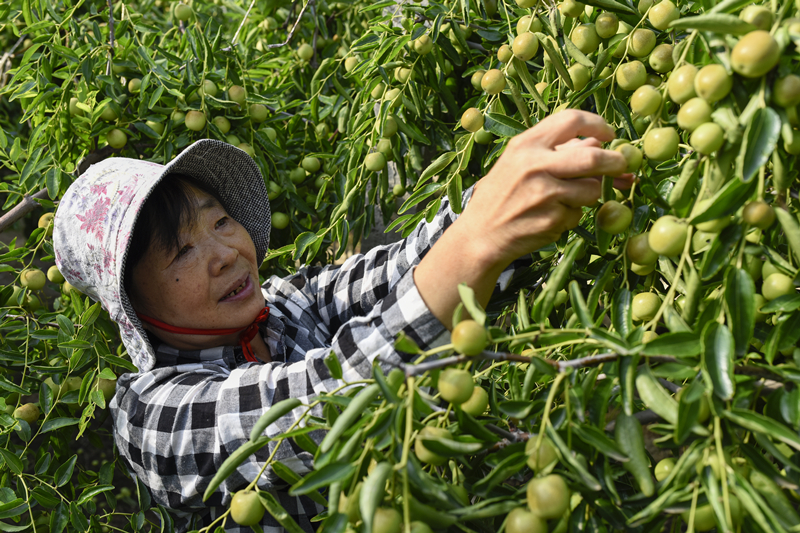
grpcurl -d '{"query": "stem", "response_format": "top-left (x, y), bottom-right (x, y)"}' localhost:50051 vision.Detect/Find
top-left (232, 0), bottom-right (258, 45)
top-left (267, 1), bottom-right (312, 49)
top-left (106, 0), bottom-right (116, 77)
top-left (0, 189), bottom-right (50, 232)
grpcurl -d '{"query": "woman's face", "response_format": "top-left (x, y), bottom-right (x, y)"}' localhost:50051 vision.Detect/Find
top-left (129, 187), bottom-right (264, 349)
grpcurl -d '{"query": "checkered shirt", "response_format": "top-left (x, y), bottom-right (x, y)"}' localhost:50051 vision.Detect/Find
top-left (109, 189), bottom-right (527, 532)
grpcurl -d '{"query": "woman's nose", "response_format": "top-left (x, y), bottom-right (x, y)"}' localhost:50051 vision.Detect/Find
top-left (208, 238), bottom-right (239, 275)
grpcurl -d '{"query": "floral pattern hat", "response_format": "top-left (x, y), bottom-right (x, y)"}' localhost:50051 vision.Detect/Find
top-left (53, 139), bottom-right (271, 373)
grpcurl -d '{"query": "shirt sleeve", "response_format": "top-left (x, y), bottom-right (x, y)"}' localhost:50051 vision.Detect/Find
top-left (268, 186), bottom-right (472, 336)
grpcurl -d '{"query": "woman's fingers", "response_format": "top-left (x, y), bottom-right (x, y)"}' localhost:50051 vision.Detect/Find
top-left (545, 147), bottom-right (628, 179)
top-left (524, 110), bottom-right (617, 149)
top-left (552, 177), bottom-right (602, 208)
top-left (554, 137), bottom-right (603, 151)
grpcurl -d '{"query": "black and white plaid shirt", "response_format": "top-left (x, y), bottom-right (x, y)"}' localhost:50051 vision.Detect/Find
top-left (110, 189), bottom-right (526, 532)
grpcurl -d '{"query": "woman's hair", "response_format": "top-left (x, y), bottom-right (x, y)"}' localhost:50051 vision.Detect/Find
top-left (123, 174), bottom-right (224, 296)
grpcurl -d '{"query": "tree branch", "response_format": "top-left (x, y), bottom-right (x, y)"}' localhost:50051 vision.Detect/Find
top-left (232, 0), bottom-right (258, 45)
top-left (268, 1), bottom-right (311, 49)
top-left (0, 189), bottom-right (49, 233)
top-left (0, 36), bottom-right (26, 89)
top-left (106, 0), bottom-right (116, 77)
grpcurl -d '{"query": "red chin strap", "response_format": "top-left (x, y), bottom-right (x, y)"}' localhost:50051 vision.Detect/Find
top-left (137, 307), bottom-right (270, 363)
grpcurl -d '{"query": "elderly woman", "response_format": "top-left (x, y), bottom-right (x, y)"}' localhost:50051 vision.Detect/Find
top-left (53, 110), bottom-right (630, 532)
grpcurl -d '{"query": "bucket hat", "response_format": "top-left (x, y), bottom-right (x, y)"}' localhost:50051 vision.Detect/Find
top-left (53, 139), bottom-right (271, 373)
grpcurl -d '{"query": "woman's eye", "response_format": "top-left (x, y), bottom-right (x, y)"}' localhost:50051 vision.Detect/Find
top-left (175, 245), bottom-right (191, 259)
top-left (215, 217), bottom-right (228, 228)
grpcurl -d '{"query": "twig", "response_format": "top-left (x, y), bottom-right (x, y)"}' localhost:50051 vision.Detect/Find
top-left (105, 0), bottom-right (115, 77)
top-left (466, 41), bottom-right (487, 53)
top-left (310, 0), bottom-right (319, 68)
top-left (232, 0), bottom-right (258, 45)
top-left (0, 36), bottom-right (26, 89)
top-left (267, 1), bottom-right (311, 49)
top-left (282, 0), bottom-right (300, 29)
top-left (658, 378), bottom-right (681, 394)
top-left (404, 349), bottom-right (681, 377)
top-left (0, 189), bottom-right (49, 233)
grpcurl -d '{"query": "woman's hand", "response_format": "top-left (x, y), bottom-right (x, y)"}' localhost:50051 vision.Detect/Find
top-left (463, 110), bottom-right (634, 268)
top-left (415, 110), bottom-right (634, 329)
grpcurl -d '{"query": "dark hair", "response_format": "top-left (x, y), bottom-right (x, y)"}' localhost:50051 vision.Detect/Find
top-left (123, 174), bottom-right (224, 296)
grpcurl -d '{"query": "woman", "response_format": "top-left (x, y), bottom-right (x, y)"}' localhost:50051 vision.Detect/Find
top-left (53, 110), bottom-right (631, 532)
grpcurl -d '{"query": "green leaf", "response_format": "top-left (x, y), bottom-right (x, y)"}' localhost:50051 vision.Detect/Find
top-left (421, 436), bottom-right (484, 456)
top-left (582, 0), bottom-right (638, 15)
top-left (483, 113), bottom-right (526, 137)
top-left (537, 34), bottom-right (573, 90)
top-left (589, 328), bottom-right (630, 354)
top-left (54, 455), bottom-right (77, 487)
top-left (702, 322), bottom-right (735, 401)
top-left (725, 268), bottom-right (755, 357)
top-left (669, 13), bottom-right (756, 34)
top-left (40, 417), bottom-right (79, 434)
top-left (203, 437), bottom-right (270, 501)
top-left (324, 352), bottom-right (343, 380)
top-left (289, 462), bottom-right (354, 496)
top-left (293, 232), bottom-right (321, 262)
top-left (689, 176), bottom-right (756, 225)
top-left (724, 409), bottom-right (800, 452)
top-left (758, 293), bottom-right (800, 313)
top-left (570, 423), bottom-right (628, 462)
top-left (457, 283), bottom-right (486, 326)
top-left (0, 449), bottom-right (21, 475)
top-left (419, 152), bottom-right (456, 184)
top-left (700, 224), bottom-right (743, 280)
top-left (249, 398), bottom-right (302, 442)
top-left (76, 485), bottom-right (114, 505)
top-left (546, 425), bottom-right (601, 491)
top-left (534, 240), bottom-right (582, 323)
top-left (257, 492), bottom-right (307, 533)
top-left (640, 332), bottom-right (701, 357)
top-left (611, 288), bottom-right (632, 338)
top-left (394, 331), bottom-right (422, 354)
top-left (360, 462), bottom-right (393, 533)
top-left (569, 281), bottom-right (592, 328)
top-left (775, 207), bottom-right (800, 266)
top-left (736, 107), bottom-right (781, 183)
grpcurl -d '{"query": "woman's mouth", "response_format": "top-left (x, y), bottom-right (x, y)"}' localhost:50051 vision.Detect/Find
top-left (220, 275), bottom-right (253, 302)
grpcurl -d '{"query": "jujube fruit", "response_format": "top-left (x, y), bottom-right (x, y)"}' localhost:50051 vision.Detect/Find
top-left (677, 97), bottom-right (712, 132)
top-left (740, 5), bottom-right (773, 31)
top-left (644, 127), bottom-right (679, 161)
top-left (513, 33), bottom-right (539, 61)
top-left (451, 319), bottom-right (487, 355)
top-left (228, 85), bottom-right (246, 105)
top-left (694, 64), bottom-right (732, 103)
top-left (302, 157), bottom-right (321, 173)
top-left (21, 269), bottom-right (46, 291)
top-left (690, 123), bottom-right (724, 155)
top-left (595, 12), bottom-right (619, 39)
top-left (47, 265), bottom-right (65, 284)
top-left (596, 201), bottom-right (632, 234)
top-left (681, 504), bottom-right (716, 531)
top-left (211, 116), bottom-right (230, 134)
top-left (365, 152), bottom-right (387, 171)
top-left (438, 368), bottom-right (474, 405)
top-left (627, 29), bottom-right (656, 57)
top-left (461, 108), bottom-right (484, 133)
top-left (481, 69), bottom-right (506, 94)
top-left (627, 232), bottom-right (658, 265)
top-left (271, 212), bottom-right (290, 230)
top-left (525, 436), bottom-right (557, 471)
top-left (249, 104), bottom-right (268, 123)
top-left (107, 128), bottom-right (127, 149)
top-left (526, 474), bottom-right (569, 519)
top-left (230, 490), bottom-right (265, 526)
top-left (297, 43), bottom-right (314, 61)
top-left (461, 387), bottom-right (489, 416)
top-left (175, 3), bottom-right (193, 21)
top-left (200, 79), bottom-right (218, 98)
top-left (649, 43), bottom-right (674, 73)
top-left (13, 403), bottom-right (40, 424)
top-left (373, 508), bottom-right (402, 533)
top-left (743, 201), bottom-right (775, 229)
top-left (571, 24), bottom-right (599, 54)
top-left (344, 57), bottom-right (359, 72)
top-left (505, 507), bottom-right (547, 533)
top-left (616, 61), bottom-right (647, 91)
top-left (497, 45), bottom-right (513, 64)
top-left (568, 64), bottom-right (590, 92)
top-left (516, 15), bottom-right (542, 35)
top-left (731, 30), bottom-right (779, 78)
top-left (762, 273), bottom-right (794, 301)
top-left (615, 144), bottom-right (642, 173)
top-left (774, 75), bottom-right (800, 108)
top-left (470, 70), bottom-right (485, 90)
top-left (561, 0), bottom-right (585, 17)
top-left (475, 128), bottom-right (494, 145)
top-left (632, 292), bottom-right (661, 321)
top-left (654, 458), bottom-right (675, 482)
top-left (649, 0), bottom-right (680, 30)
top-left (185, 110), bottom-right (206, 131)
top-left (668, 64), bottom-right (698, 104)
top-left (630, 85), bottom-right (662, 116)
top-left (649, 216), bottom-right (688, 256)
top-left (414, 34), bottom-right (433, 55)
